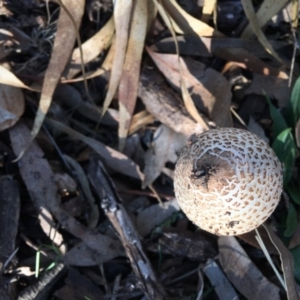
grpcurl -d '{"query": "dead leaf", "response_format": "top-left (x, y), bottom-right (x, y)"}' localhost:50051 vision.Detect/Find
top-left (46, 118), bottom-right (144, 181)
top-left (241, 0), bottom-right (283, 63)
top-left (160, 0), bottom-right (223, 37)
top-left (241, 0), bottom-right (289, 38)
top-left (0, 65), bottom-right (36, 90)
top-left (219, 236), bottom-right (281, 300)
top-left (147, 230), bottom-right (217, 261)
top-left (118, 0), bottom-right (148, 151)
top-left (54, 84), bottom-right (119, 127)
top-left (25, 0), bottom-right (85, 159)
top-left (147, 49), bottom-right (232, 127)
top-left (264, 224), bottom-right (299, 300)
top-left (245, 74), bottom-right (290, 107)
top-left (139, 67), bottom-right (204, 136)
top-left (102, 0), bottom-right (133, 117)
top-left (203, 258), bottom-right (239, 300)
top-left (154, 36), bottom-right (288, 64)
top-left (0, 84), bottom-right (24, 130)
top-left (202, 0), bottom-right (216, 23)
top-left (64, 16), bottom-right (114, 79)
top-left (54, 268), bottom-right (104, 300)
top-left (215, 48), bottom-right (288, 79)
top-left (135, 198), bottom-right (180, 236)
top-left (143, 124), bottom-right (187, 187)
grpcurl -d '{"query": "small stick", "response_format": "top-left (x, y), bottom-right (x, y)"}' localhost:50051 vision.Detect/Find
top-left (87, 157), bottom-right (167, 300)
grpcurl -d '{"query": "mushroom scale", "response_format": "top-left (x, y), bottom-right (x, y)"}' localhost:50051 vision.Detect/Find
top-left (174, 128), bottom-right (283, 236)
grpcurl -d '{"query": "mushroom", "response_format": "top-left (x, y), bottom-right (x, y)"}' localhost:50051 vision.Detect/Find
top-left (174, 128), bottom-right (283, 236)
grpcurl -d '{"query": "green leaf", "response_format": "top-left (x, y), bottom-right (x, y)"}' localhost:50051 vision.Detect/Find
top-left (265, 93), bottom-right (288, 137)
top-left (290, 245), bottom-right (300, 283)
top-left (284, 202), bottom-right (298, 237)
top-left (286, 76), bottom-right (300, 126)
top-left (272, 128), bottom-right (297, 185)
top-left (288, 184), bottom-right (300, 205)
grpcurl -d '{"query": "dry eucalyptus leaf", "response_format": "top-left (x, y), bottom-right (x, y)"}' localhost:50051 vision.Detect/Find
top-left (203, 258), bottom-right (238, 300)
top-left (147, 50), bottom-right (232, 127)
top-left (143, 124), bottom-right (187, 188)
top-left (0, 65), bottom-right (36, 90)
top-left (28, 0), bottom-right (85, 156)
top-left (118, 0), bottom-right (148, 151)
top-left (102, 0), bottom-right (133, 117)
top-left (0, 84), bottom-right (24, 130)
top-left (160, 0), bottom-right (223, 37)
top-left (135, 198), bottom-right (180, 237)
top-left (219, 236), bottom-right (280, 300)
top-left (263, 224), bottom-right (299, 300)
top-left (139, 67), bottom-right (204, 136)
top-left (64, 16), bottom-right (114, 79)
top-left (240, 0), bottom-right (282, 63)
top-left (241, 0), bottom-right (289, 38)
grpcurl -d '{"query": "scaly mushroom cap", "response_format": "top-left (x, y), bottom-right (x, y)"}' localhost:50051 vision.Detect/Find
top-left (174, 128), bottom-right (283, 236)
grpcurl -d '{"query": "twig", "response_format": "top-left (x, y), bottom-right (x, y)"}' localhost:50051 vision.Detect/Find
top-left (87, 156), bottom-right (167, 300)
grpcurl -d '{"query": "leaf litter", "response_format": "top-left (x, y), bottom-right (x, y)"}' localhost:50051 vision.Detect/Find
top-left (0, 0), bottom-right (299, 299)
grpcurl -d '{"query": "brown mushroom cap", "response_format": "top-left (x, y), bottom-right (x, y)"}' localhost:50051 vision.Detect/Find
top-left (174, 128), bottom-right (283, 236)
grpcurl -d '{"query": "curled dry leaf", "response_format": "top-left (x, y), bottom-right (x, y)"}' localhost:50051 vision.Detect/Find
top-left (143, 124), bottom-right (187, 188)
top-left (64, 16), bottom-right (115, 79)
top-left (147, 49), bottom-right (232, 127)
top-left (219, 236), bottom-right (281, 300)
top-left (0, 84), bottom-right (24, 131)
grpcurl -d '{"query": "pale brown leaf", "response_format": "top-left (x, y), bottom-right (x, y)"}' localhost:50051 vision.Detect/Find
top-left (118, 0), bottom-right (148, 151)
top-left (219, 236), bottom-right (281, 300)
top-left (102, 0), bottom-right (133, 117)
top-left (241, 0), bottom-right (289, 38)
top-left (0, 84), bottom-right (24, 130)
top-left (64, 16), bottom-right (114, 79)
top-left (241, 0), bottom-right (283, 63)
top-left (147, 49), bottom-right (232, 127)
top-left (264, 224), bottom-right (299, 300)
top-left (160, 0), bottom-right (223, 37)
